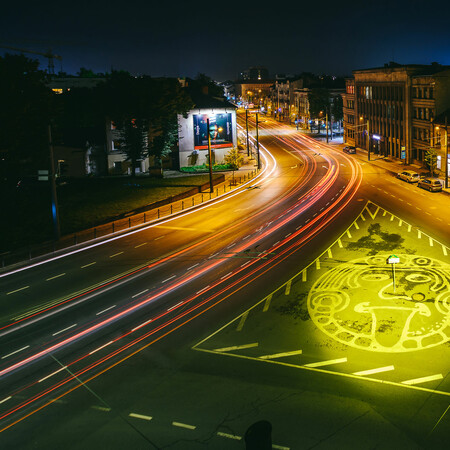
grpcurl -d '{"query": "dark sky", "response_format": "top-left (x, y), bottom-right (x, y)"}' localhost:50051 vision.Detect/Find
top-left (1, 0), bottom-right (449, 80)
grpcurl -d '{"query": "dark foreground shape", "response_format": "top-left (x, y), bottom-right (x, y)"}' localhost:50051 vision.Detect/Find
top-left (245, 420), bottom-right (272, 449)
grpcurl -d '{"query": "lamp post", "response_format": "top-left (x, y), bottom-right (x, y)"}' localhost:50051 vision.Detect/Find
top-left (206, 118), bottom-right (214, 193)
top-left (245, 108), bottom-right (250, 157)
top-left (256, 112), bottom-right (261, 170)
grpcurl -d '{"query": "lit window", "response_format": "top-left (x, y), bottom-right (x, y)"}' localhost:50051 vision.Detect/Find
top-left (52, 88), bottom-right (63, 94)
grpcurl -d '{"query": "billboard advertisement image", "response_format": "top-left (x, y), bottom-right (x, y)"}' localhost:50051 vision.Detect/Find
top-left (193, 113), bottom-right (233, 150)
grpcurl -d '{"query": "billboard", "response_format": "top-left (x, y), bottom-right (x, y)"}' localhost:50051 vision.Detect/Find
top-left (193, 113), bottom-right (233, 150)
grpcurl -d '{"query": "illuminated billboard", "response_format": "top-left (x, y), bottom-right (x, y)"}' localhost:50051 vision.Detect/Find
top-left (193, 113), bottom-right (233, 150)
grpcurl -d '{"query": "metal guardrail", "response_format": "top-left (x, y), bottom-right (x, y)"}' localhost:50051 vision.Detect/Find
top-left (1, 170), bottom-right (259, 269)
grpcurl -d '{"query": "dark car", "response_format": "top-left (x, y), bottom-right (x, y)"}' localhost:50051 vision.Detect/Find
top-left (417, 178), bottom-right (443, 192)
top-left (343, 146), bottom-right (356, 154)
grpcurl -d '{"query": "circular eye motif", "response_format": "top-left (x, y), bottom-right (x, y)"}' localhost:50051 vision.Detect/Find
top-left (405, 273), bottom-right (431, 283)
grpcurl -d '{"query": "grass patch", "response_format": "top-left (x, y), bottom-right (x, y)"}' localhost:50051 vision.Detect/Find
top-left (0, 174), bottom-right (221, 251)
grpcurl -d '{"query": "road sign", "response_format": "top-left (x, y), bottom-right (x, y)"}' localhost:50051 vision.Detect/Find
top-left (387, 255), bottom-right (400, 264)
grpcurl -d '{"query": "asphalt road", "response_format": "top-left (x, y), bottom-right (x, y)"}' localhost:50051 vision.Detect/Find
top-left (0, 116), bottom-right (448, 449)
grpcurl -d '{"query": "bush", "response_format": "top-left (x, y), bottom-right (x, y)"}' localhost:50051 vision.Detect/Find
top-left (180, 163), bottom-right (234, 173)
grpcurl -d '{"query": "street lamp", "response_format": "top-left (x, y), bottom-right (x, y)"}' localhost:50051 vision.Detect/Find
top-left (435, 121), bottom-right (448, 188)
top-left (206, 118), bottom-right (214, 193)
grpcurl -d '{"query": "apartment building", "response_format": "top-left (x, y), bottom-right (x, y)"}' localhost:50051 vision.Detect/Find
top-left (343, 62), bottom-right (450, 165)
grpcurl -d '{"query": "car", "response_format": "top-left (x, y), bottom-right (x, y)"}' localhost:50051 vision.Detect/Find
top-left (397, 170), bottom-right (420, 183)
top-left (417, 177), bottom-right (443, 192)
top-left (343, 146), bottom-right (356, 154)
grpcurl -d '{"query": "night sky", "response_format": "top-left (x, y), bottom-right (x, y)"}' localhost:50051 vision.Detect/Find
top-left (1, 0), bottom-right (449, 81)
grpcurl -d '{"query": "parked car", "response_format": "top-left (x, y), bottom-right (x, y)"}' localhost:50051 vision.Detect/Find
top-left (397, 170), bottom-right (420, 183)
top-left (417, 178), bottom-right (443, 192)
top-left (343, 146), bottom-right (356, 154)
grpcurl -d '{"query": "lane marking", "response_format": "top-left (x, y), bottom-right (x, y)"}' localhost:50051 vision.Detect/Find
top-left (273, 445), bottom-right (290, 450)
top-left (217, 432), bottom-right (242, 440)
top-left (214, 343), bottom-right (258, 352)
top-left (81, 262), bottom-right (96, 268)
top-left (52, 323), bottom-right (77, 336)
top-left (2, 345), bottom-right (30, 359)
top-left (353, 365), bottom-right (395, 376)
top-left (196, 285), bottom-right (210, 294)
top-left (167, 301), bottom-right (183, 312)
top-left (401, 374), bottom-right (443, 385)
top-left (236, 312), bottom-right (249, 331)
top-left (134, 242), bottom-right (147, 248)
top-left (96, 305), bottom-right (116, 315)
top-left (162, 275), bottom-right (176, 283)
top-left (46, 273), bottom-right (66, 281)
top-left (172, 421), bottom-right (196, 430)
top-left (429, 237), bottom-right (434, 247)
top-left (0, 397), bottom-right (11, 404)
top-left (443, 246), bottom-right (448, 256)
top-left (109, 252), bottom-right (124, 258)
top-left (129, 413), bottom-right (152, 421)
top-left (304, 357), bottom-right (347, 368)
top-left (132, 289), bottom-right (149, 298)
top-left (220, 272), bottom-right (232, 280)
top-left (154, 235), bottom-right (165, 240)
top-left (263, 294), bottom-right (272, 312)
top-left (6, 286), bottom-right (29, 295)
top-left (285, 280), bottom-right (292, 295)
top-left (91, 405), bottom-right (111, 412)
top-left (38, 366), bottom-right (67, 383)
top-left (315, 259), bottom-right (320, 270)
top-left (89, 340), bottom-right (114, 355)
top-left (187, 263), bottom-right (199, 271)
top-left (154, 225), bottom-right (211, 232)
top-left (260, 350), bottom-right (302, 360)
top-left (131, 319), bottom-right (153, 332)
top-left (302, 269), bottom-right (307, 282)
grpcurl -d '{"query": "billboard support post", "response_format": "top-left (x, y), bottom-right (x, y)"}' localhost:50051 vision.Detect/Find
top-left (206, 118), bottom-right (213, 193)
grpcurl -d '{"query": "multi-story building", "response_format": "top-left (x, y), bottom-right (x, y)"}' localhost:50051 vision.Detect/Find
top-left (343, 62), bottom-right (450, 165)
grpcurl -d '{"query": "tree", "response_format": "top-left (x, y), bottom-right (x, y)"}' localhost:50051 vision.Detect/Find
top-left (119, 118), bottom-right (149, 176)
top-left (308, 88), bottom-right (330, 133)
top-left (0, 53), bottom-right (53, 179)
top-left (424, 148), bottom-right (438, 176)
top-left (224, 147), bottom-right (244, 170)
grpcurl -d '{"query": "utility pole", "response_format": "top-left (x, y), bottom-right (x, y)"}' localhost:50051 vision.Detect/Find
top-left (367, 120), bottom-right (371, 161)
top-left (326, 110), bottom-right (329, 144)
top-left (48, 124), bottom-right (60, 241)
top-left (206, 118), bottom-right (213, 193)
top-left (256, 112), bottom-right (261, 170)
top-left (445, 117), bottom-right (448, 188)
top-left (245, 109), bottom-right (250, 157)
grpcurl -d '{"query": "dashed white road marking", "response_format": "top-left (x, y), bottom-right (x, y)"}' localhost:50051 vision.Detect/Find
top-left (132, 289), bottom-right (149, 298)
top-left (304, 357), bottom-right (348, 368)
top-left (285, 280), bottom-right (292, 295)
top-left (154, 235), bottom-right (165, 240)
top-left (263, 294), bottom-right (272, 312)
top-left (6, 286), bottom-right (29, 295)
top-left (162, 275), bottom-right (176, 283)
top-left (0, 396), bottom-right (11, 404)
top-left (260, 350), bottom-right (302, 360)
top-left (196, 285), bottom-right (210, 294)
top-left (38, 366), bottom-right (67, 383)
top-left (236, 312), bottom-right (249, 331)
top-left (91, 405), bottom-right (111, 412)
top-left (134, 242), bottom-right (147, 248)
top-left (220, 272), bottom-right (232, 280)
top-left (217, 432), bottom-right (242, 440)
top-left (401, 374), bottom-right (443, 385)
top-left (187, 263), bottom-right (199, 271)
top-left (46, 273), bottom-right (65, 281)
top-left (131, 319), bottom-right (153, 332)
top-left (89, 340), bottom-right (114, 355)
top-left (214, 343), bottom-right (258, 352)
top-left (167, 301), bottom-right (183, 312)
top-left (2, 345), bottom-right (30, 359)
top-left (52, 323), bottom-right (77, 336)
top-left (353, 365), bottom-right (395, 376)
top-left (172, 421), bottom-right (196, 430)
top-left (81, 262), bottom-right (96, 268)
top-left (109, 252), bottom-right (124, 258)
top-left (96, 305), bottom-right (116, 315)
top-left (129, 413), bottom-right (153, 421)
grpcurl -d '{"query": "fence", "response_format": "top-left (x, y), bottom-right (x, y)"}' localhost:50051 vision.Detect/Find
top-left (1, 170), bottom-right (258, 269)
